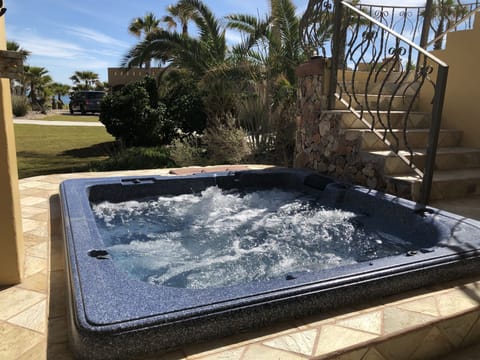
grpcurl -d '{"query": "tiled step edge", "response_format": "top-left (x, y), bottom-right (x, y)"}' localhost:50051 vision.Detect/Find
top-left (321, 306), bottom-right (480, 360)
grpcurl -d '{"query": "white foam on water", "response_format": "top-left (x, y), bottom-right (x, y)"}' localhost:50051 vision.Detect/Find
top-left (92, 186), bottom-right (407, 289)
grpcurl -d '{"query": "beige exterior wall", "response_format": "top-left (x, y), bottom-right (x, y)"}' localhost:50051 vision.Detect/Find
top-left (0, 16), bottom-right (24, 285)
top-left (108, 67), bottom-right (163, 89)
top-left (419, 14), bottom-right (480, 148)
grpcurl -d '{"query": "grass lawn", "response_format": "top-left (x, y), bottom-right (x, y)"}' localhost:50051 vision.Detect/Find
top-left (42, 113), bottom-right (101, 122)
top-left (14, 124), bottom-right (115, 179)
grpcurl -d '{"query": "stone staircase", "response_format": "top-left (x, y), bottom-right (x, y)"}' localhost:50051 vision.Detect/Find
top-left (336, 75), bottom-right (480, 201)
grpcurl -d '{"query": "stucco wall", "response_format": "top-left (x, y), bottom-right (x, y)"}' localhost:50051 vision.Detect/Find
top-left (419, 14), bottom-right (480, 148)
top-left (0, 15), bottom-right (24, 285)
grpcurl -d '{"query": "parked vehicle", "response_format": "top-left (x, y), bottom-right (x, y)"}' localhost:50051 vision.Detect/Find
top-left (69, 91), bottom-right (106, 114)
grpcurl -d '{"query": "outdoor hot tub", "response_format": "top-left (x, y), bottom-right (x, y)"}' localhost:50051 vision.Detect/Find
top-left (60, 168), bottom-right (480, 359)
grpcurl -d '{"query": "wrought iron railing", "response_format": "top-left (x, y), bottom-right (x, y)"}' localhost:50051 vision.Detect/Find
top-left (300, 0), bottom-right (459, 205)
top-left (301, 0), bottom-right (480, 56)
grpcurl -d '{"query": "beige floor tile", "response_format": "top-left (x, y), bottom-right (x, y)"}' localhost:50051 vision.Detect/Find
top-left (437, 312), bottom-right (479, 347)
top-left (263, 329), bottom-right (317, 356)
top-left (22, 206), bottom-right (47, 217)
top-left (362, 347), bottom-right (387, 360)
top-left (335, 311), bottom-right (383, 335)
top-left (241, 344), bottom-right (306, 360)
top-left (22, 218), bottom-right (46, 233)
top-left (20, 181), bottom-right (50, 189)
top-left (0, 287), bottom-right (45, 320)
top-left (24, 255), bottom-right (48, 277)
top-left (36, 182), bottom-right (61, 191)
top-left (437, 291), bottom-right (480, 317)
top-left (30, 211), bottom-right (51, 222)
top-left (409, 326), bottom-right (454, 359)
top-left (192, 347), bottom-right (244, 360)
top-left (382, 307), bottom-right (436, 334)
top-left (184, 324), bottom-right (298, 358)
top-left (8, 299), bottom-right (47, 333)
top-left (18, 271), bottom-right (48, 293)
top-left (296, 309), bottom-right (351, 330)
top-left (314, 325), bottom-right (378, 356)
top-left (26, 242), bottom-right (49, 259)
top-left (329, 347), bottom-right (369, 360)
top-left (17, 340), bottom-right (47, 360)
top-left (0, 321), bottom-right (44, 359)
top-left (24, 232), bottom-right (46, 248)
top-left (396, 296), bottom-right (440, 317)
top-left (375, 327), bottom-right (431, 360)
top-left (25, 224), bottom-right (49, 239)
top-left (20, 196), bottom-right (46, 207)
top-left (456, 282), bottom-right (480, 301)
top-left (461, 315), bottom-right (480, 346)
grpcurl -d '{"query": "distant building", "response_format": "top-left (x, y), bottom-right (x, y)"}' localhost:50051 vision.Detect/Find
top-left (107, 67), bottom-right (164, 92)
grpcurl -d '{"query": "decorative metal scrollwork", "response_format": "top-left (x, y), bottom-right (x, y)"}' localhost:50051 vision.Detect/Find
top-left (388, 46), bottom-right (407, 57)
top-left (362, 30), bottom-right (377, 42)
top-left (0, 0), bottom-right (6, 17)
top-left (300, 0), bottom-right (335, 57)
top-left (373, 10), bottom-right (389, 22)
top-left (419, 64), bottom-right (434, 77)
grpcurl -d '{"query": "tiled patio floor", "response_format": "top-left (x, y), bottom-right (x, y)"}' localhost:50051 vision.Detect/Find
top-left (2, 167), bottom-right (480, 359)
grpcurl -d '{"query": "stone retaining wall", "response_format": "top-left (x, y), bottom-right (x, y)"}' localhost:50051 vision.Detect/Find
top-left (294, 58), bottom-right (386, 191)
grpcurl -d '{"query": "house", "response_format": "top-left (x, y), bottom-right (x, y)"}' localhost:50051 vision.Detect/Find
top-left (107, 67), bottom-right (164, 92)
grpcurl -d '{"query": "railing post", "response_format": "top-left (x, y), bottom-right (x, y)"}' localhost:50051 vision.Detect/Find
top-left (420, 0), bottom-right (434, 49)
top-left (419, 65), bottom-right (449, 206)
top-left (328, 0), bottom-right (344, 110)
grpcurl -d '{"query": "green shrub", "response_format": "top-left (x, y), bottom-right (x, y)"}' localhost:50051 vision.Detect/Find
top-left (169, 123), bottom-right (250, 166)
top-left (203, 123), bottom-right (250, 165)
top-left (169, 136), bottom-right (205, 167)
top-left (100, 77), bottom-right (175, 147)
top-left (161, 79), bottom-right (207, 134)
top-left (237, 93), bottom-right (274, 154)
top-left (12, 95), bottom-right (29, 117)
top-left (91, 146), bottom-right (175, 171)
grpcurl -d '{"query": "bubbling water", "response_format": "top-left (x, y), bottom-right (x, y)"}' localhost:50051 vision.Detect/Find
top-left (92, 186), bottom-right (410, 289)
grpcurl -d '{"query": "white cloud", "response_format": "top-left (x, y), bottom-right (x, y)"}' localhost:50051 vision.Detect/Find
top-left (12, 33), bottom-right (84, 59)
top-left (64, 26), bottom-right (130, 49)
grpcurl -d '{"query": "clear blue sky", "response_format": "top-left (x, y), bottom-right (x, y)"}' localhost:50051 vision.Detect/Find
top-left (5, 0), bottom-right (308, 86)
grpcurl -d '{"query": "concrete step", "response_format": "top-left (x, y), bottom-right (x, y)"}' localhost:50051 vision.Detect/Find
top-left (345, 128), bottom-right (463, 151)
top-left (339, 110), bottom-right (430, 130)
top-left (386, 168), bottom-right (480, 201)
top-left (361, 147), bottom-right (480, 175)
top-left (336, 93), bottom-right (419, 111)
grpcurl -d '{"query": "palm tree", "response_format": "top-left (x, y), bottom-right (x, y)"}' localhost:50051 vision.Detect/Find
top-left (50, 82), bottom-right (71, 109)
top-left (70, 71), bottom-right (99, 90)
top-left (128, 12), bottom-right (162, 67)
top-left (7, 40), bottom-right (30, 61)
top-left (226, 0), bottom-right (306, 163)
top-left (123, 0), bottom-right (237, 123)
top-left (425, 0), bottom-right (468, 50)
top-left (7, 40), bottom-right (30, 95)
top-left (162, 3), bottom-right (194, 35)
top-left (24, 66), bottom-right (52, 113)
top-left (228, 0), bottom-right (305, 86)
